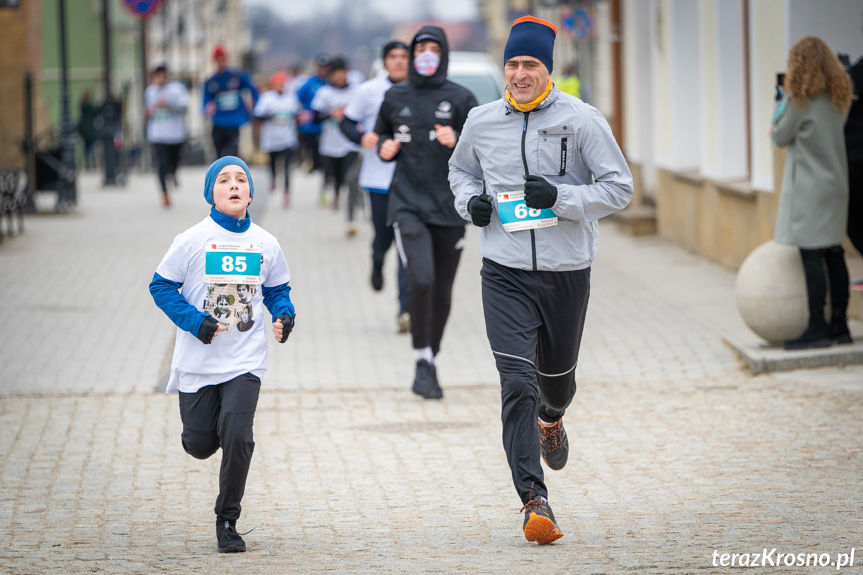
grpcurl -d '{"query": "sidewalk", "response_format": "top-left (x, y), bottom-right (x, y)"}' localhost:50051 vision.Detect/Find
top-left (0, 166), bottom-right (861, 574)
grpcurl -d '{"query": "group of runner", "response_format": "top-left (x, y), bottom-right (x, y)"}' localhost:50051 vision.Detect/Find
top-left (150, 16), bottom-right (633, 553)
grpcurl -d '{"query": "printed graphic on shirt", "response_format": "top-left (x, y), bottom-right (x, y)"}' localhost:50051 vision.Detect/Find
top-left (395, 125), bottom-right (411, 143)
top-left (202, 242), bottom-right (262, 333)
top-left (203, 283), bottom-right (257, 333)
top-left (435, 101), bottom-right (452, 119)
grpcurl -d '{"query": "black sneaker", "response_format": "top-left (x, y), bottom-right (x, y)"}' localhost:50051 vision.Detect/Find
top-left (783, 322), bottom-right (831, 350)
top-left (830, 318), bottom-right (853, 345)
top-left (521, 498), bottom-right (564, 544)
top-left (371, 266), bottom-right (384, 291)
top-left (412, 359), bottom-right (443, 399)
top-left (216, 519), bottom-right (246, 553)
top-left (539, 418), bottom-right (569, 470)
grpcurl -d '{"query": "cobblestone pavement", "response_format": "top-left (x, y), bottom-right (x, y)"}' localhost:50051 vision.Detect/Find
top-left (1, 167), bottom-right (861, 574)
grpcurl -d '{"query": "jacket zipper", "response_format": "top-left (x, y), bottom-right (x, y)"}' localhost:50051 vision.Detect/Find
top-left (520, 111), bottom-right (538, 271)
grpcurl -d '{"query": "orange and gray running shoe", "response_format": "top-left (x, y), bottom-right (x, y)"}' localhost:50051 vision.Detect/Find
top-left (539, 418), bottom-right (569, 470)
top-left (521, 498), bottom-right (564, 544)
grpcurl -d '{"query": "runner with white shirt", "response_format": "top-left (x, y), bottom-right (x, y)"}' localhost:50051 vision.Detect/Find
top-left (254, 71), bottom-right (301, 207)
top-left (149, 156), bottom-right (295, 553)
top-left (311, 57), bottom-right (359, 220)
top-left (145, 65), bottom-right (188, 207)
top-left (341, 40), bottom-right (411, 331)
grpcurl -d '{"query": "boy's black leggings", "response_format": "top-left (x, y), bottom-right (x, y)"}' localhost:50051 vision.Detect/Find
top-left (178, 372), bottom-right (260, 522)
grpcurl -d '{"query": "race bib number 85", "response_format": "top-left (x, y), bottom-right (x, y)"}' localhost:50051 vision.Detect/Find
top-left (205, 242), bottom-right (262, 284)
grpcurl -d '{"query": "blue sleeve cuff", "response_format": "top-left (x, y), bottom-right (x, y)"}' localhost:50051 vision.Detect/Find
top-left (262, 282), bottom-right (295, 318)
top-left (149, 272), bottom-right (208, 336)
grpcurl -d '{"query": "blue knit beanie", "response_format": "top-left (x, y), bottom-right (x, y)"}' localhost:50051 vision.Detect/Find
top-left (203, 156), bottom-right (254, 205)
top-left (503, 16), bottom-right (557, 74)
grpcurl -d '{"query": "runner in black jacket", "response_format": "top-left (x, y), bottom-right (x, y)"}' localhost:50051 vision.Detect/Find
top-left (375, 26), bottom-right (478, 399)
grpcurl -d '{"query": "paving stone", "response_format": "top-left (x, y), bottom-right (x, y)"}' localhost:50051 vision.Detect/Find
top-left (0, 168), bottom-right (860, 573)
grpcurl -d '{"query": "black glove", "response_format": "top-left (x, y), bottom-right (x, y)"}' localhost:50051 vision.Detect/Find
top-left (197, 316), bottom-right (219, 344)
top-left (524, 175), bottom-right (557, 210)
top-left (467, 193), bottom-right (493, 227)
top-left (275, 313), bottom-right (295, 343)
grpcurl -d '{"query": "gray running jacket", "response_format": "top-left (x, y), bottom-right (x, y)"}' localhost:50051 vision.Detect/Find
top-left (449, 88), bottom-right (633, 271)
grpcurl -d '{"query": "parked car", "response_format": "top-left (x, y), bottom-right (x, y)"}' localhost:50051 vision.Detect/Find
top-left (447, 51), bottom-right (505, 105)
top-left (370, 51), bottom-right (505, 106)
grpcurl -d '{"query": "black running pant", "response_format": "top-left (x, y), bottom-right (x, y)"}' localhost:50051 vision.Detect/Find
top-left (322, 152), bottom-right (358, 202)
top-left (212, 126), bottom-right (240, 158)
top-left (298, 132), bottom-right (322, 172)
top-left (370, 191), bottom-right (409, 313)
top-left (394, 216), bottom-right (465, 354)
top-left (269, 147), bottom-right (294, 191)
top-left (178, 373), bottom-right (260, 522)
top-left (480, 258), bottom-right (590, 504)
top-left (153, 142), bottom-right (182, 193)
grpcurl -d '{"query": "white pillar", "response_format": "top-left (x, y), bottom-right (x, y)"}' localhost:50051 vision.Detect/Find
top-left (622, 0), bottom-right (657, 196)
top-left (698, 0), bottom-right (747, 181)
top-left (748, 0), bottom-right (788, 192)
top-left (653, 0), bottom-right (700, 172)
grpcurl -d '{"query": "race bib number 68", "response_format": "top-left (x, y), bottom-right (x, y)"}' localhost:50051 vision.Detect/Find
top-left (496, 191), bottom-right (558, 233)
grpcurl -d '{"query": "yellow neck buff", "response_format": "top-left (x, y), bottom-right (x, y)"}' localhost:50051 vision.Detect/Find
top-left (505, 78), bottom-right (553, 112)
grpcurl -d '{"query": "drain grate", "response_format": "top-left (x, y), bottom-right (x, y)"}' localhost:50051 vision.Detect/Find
top-left (351, 421), bottom-right (478, 434)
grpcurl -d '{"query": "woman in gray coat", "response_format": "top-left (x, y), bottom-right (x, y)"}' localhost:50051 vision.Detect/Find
top-left (773, 36), bottom-right (854, 349)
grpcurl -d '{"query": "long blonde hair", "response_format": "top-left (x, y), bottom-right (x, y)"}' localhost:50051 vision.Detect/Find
top-left (784, 36), bottom-right (853, 112)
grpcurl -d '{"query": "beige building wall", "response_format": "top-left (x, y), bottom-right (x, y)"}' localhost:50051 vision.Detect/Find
top-left (0, 2), bottom-right (44, 168)
top-left (147, 0), bottom-right (252, 159)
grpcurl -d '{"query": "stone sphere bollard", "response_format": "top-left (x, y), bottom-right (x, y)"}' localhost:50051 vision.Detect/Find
top-left (735, 240), bottom-right (808, 344)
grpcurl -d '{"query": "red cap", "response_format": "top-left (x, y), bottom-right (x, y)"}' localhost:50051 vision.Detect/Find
top-left (270, 71), bottom-right (288, 88)
top-left (213, 45), bottom-right (227, 60)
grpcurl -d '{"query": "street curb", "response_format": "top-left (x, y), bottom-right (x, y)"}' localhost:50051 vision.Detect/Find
top-left (723, 334), bottom-right (863, 375)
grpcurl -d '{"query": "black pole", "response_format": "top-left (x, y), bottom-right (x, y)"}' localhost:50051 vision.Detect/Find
top-left (57, 0), bottom-right (77, 209)
top-left (101, 0), bottom-right (119, 185)
top-left (24, 71), bottom-right (37, 214)
top-left (102, 0), bottom-right (112, 98)
top-left (140, 17), bottom-right (150, 170)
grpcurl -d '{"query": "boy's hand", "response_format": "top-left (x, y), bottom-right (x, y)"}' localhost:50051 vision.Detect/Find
top-left (273, 314), bottom-right (295, 343)
top-left (197, 316), bottom-right (226, 344)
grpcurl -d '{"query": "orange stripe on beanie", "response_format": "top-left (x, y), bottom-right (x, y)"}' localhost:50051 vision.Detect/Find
top-left (504, 16), bottom-right (557, 73)
top-left (513, 15), bottom-right (557, 35)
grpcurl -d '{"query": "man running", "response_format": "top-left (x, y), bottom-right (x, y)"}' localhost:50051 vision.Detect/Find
top-left (449, 16), bottom-right (633, 544)
top-left (341, 40), bottom-right (411, 332)
top-left (202, 45), bottom-right (258, 158)
top-left (375, 26), bottom-right (478, 399)
top-left (145, 64), bottom-right (188, 207)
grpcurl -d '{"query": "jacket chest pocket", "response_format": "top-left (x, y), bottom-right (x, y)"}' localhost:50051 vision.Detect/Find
top-left (535, 126), bottom-right (575, 176)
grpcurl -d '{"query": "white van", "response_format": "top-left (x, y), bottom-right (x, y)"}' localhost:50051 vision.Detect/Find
top-left (447, 51), bottom-right (505, 106)
top-left (370, 51), bottom-right (505, 106)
